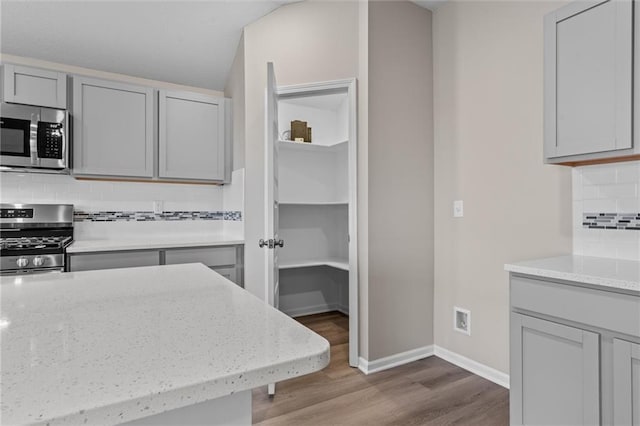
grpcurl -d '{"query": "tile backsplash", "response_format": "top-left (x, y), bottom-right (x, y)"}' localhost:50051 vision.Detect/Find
top-left (0, 172), bottom-right (223, 212)
top-left (0, 168), bottom-right (245, 239)
top-left (573, 161), bottom-right (640, 260)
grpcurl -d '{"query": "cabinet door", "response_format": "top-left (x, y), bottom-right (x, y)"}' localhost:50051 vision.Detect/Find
top-left (2, 64), bottom-right (67, 109)
top-left (510, 313), bottom-right (600, 426)
top-left (211, 266), bottom-right (237, 285)
top-left (613, 339), bottom-right (640, 426)
top-left (72, 77), bottom-right (154, 177)
top-left (544, 0), bottom-right (633, 159)
top-left (158, 90), bottom-right (225, 181)
top-left (69, 251), bottom-right (160, 272)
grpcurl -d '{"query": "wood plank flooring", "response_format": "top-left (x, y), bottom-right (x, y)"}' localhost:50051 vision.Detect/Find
top-left (252, 312), bottom-right (509, 425)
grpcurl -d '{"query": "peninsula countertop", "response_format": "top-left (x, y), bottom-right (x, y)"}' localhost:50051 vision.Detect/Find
top-left (505, 255), bottom-right (640, 293)
top-left (66, 234), bottom-right (244, 254)
top-left (0, 264), bottom-right (329, 425)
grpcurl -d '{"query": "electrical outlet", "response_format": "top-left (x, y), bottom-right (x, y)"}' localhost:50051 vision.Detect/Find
top-left (454, 307), bottom-right (471, 336)
top-left (153, 200), bottom-right (164, 214)
top-left (453, 200), bottom-right (464, 218)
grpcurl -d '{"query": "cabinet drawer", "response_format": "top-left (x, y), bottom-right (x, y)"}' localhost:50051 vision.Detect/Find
top-left (69, 251), bottom-right (160, 272)
top-left (164, 247), bottom-right (236, 267)
top-left (511, 275), bottom-right (640, 338)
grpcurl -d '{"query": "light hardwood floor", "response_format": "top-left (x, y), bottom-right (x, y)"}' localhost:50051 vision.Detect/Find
top-left (253, 312), bottom-right (509, 425)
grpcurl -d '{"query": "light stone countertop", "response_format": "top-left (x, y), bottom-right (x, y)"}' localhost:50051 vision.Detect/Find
top-left (67, 234), bottom-right (244, 254)
top-left (0, 264), bottom-right (329, 425)
top-left (505, 255), bottom-right (640, 293)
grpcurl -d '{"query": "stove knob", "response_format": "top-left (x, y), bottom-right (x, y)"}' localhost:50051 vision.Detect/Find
top-left (33, 256), bottom-right (45, 267)
top-left (16, 257), bottom-right (29, 268)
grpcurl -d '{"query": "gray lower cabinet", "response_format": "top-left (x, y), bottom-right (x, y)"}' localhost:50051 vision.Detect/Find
top-left (2, 64), bottom-right (67, 109)
top-left (510, 313), bottom-right (600, 426)
top-left (68, 245), bottom-right (244, 286)
top-left (544, 0), bottom-right (638, 164)
top-left (72, 76), bottom-right (154, 178)
top-left (69, 250), bottom-right (160, 272)
top-left (158, 90), bottom-right (228, 182)
top-left (210, 266), bottom-right (237, 284)
top-left (613, 339), bottom-right (640, 426)
top-left (164, 246), bottom-right (243, 286)
top-left (510, 274), bottom-right (640, 425)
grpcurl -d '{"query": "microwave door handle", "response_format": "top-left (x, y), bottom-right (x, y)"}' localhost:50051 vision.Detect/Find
top-left (30, 112), bottom-right (39, 165)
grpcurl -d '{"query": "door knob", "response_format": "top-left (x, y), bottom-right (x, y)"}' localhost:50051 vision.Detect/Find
top-left (258, 239), bottom-right (283, 249)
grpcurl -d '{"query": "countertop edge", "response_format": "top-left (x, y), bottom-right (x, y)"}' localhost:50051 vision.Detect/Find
top-left (505, 259), bottom-right (640, 294)
top-left (67, 238), bottom-right (245, 254)
top-left (45, 342), bottom-right (330, 425)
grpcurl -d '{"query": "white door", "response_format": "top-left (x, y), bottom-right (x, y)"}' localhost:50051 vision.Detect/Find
top-left (264, 62), bottom-right (280, 397)
top-left (264, 62), bottom-right (281, 309)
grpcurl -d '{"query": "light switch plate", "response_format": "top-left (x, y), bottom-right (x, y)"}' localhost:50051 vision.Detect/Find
top-left (453, 200), bottom-right (464, 218)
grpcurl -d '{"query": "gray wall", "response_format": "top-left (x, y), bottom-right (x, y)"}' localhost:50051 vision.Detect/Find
top-left (368, 1), bottom-right (435, 359)
top-left (432, 0), bottom-right (572, 374)
top-left (241, 0), bottom-right (362, 319)
top-left (224, 34), bottom-right (246, 171)
top-left (240, 0), bottom-right (435, 363)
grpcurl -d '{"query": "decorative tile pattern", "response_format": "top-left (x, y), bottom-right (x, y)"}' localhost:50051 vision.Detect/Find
top-left (74, 211), bottom-right (242, 222)
top-left (582, 213), bottom-right (640, 230)
top-left (224, 211), bottom-right (242, 221)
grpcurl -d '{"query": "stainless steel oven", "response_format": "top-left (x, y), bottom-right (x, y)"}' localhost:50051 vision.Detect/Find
top-left (1, 103), bottom-right (68, 172)
top-left (0, 204), bottom-right (74, 275)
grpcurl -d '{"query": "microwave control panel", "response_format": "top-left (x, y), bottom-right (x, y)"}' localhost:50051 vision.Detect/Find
top-left (36, 122), bottom-right (64, 159)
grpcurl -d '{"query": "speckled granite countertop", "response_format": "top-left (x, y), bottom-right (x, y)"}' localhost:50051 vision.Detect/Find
top-left (67, 234), bottom-right (244, 254)
top-left (0, 264), bottom-right (329, 425)
top-left (505, 255), bottom-right (640, 293)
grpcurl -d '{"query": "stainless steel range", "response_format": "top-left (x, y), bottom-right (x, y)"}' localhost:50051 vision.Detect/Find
top-left (0, 204), bottom-right (73, 275)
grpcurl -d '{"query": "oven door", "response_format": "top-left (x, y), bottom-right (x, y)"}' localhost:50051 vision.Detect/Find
top-left (0, 103), bottom-right (37, 168)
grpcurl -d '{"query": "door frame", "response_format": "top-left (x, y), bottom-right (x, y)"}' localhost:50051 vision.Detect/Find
top-left (276, 78), bottom-right (359, 367)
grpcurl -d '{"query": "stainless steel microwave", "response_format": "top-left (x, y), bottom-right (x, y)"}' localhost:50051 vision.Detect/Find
top-left (0, 102), bottom-right (68, 172)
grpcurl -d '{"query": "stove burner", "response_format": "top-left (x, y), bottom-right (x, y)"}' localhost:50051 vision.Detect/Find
top-left (0, 236), bottom-right (72, 251)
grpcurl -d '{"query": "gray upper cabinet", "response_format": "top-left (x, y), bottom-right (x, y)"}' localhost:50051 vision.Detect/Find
top-left (510, 312), bottom-right (600, 426)
top-left (2, 64), bottom-right (67, 109)
top-left (72, 77), bottom-right (154, 178)
top-left (613, 339), bottom-right (640, 426)
top-left (158, 90), bottom-right (226, 182)
top-left (544, 0), bottom-right (636, 164)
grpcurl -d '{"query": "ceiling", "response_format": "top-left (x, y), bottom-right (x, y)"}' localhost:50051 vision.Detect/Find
top-left (1, 1), bottom-right (442, 91)
top-left (0, 1), bottom-right (295, 91)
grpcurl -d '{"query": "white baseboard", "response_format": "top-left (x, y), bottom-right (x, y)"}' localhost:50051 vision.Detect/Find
top-left (336, 304), bottom-right (349, 316)
top-left (356, 344), bottom-right (509, 390)
top-left (434, 345), bottom-right (510, 389)
top-left (284, 303), bottom-right (338, 318)
top-left (358, 345), bottom-right (434, 375)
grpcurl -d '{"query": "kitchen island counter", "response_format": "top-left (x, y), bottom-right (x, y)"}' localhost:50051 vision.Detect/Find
top-left (0, 264), bottom-right (329, 425)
